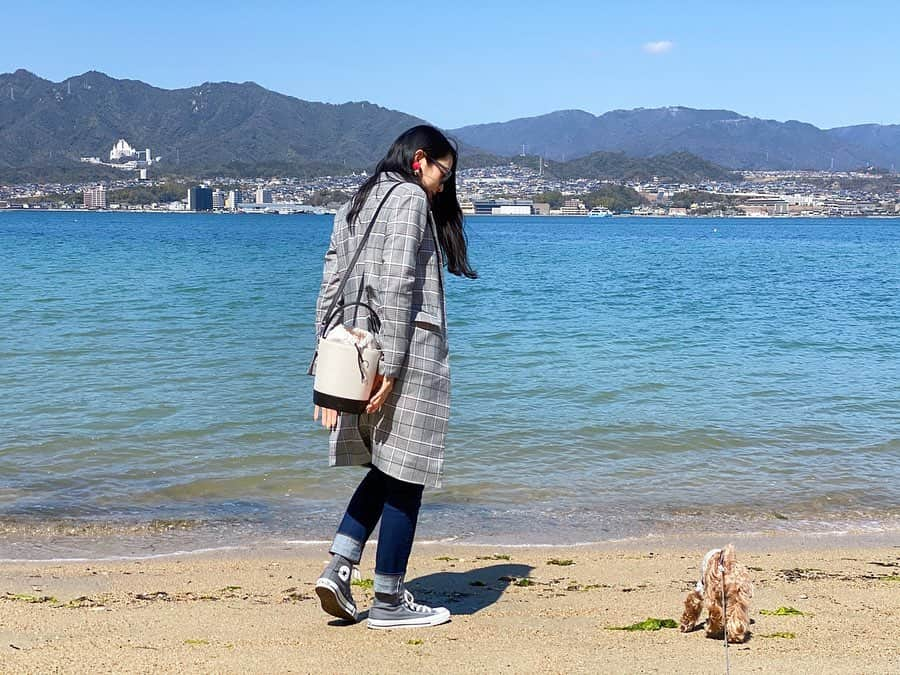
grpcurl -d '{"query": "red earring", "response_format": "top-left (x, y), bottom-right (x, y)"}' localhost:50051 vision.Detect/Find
top-left (411, 161), bottom-right (421, 171)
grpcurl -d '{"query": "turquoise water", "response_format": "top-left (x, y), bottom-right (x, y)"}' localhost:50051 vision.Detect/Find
top-left (2, 211), bottom-right (899, 556)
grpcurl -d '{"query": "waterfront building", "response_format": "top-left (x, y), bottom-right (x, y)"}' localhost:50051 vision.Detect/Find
top-left (472, 199), bottom-right (534, 215)
top-left (822, 197), bottom-right (860, 216)
top-left (632, 205), bottom-right (667, 216)
top-left (472, 199), bottom-right (498, 215)
top-left (212, 190), bottom-right (225, 210)
top-left (187, 186), bottom-right (213, 211)
top-left (559, 198), bottom-right (587, 216)
top-left (742, 197), bottom-right (789, 216)
top-left (492, 201), bottom-right (532, 215)
top-left (256, 188), bottom-right (273, 204)
top-left (83, 185), bottom-right (107, 209)
top-left (226, 190), bottom-right (241, 210)
top-left (238, 202), bottom-right (318, 214)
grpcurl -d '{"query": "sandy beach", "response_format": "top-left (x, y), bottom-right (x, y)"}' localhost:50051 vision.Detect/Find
top-left (1, 536), bottom-right (898, 674)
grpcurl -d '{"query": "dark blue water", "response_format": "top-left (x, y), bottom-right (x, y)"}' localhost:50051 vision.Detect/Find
top-left (2, 211), bottom-right (899, 556)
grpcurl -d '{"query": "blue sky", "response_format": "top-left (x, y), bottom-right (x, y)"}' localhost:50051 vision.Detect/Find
top-left (3, 1), bottom-right (899, 129)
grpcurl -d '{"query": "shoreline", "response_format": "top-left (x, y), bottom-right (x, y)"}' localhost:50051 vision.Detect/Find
top-left (3, 207), bottom-right (900, 219)
top-left (3, 520), bottom-right (899, 563)
top-left (2, 538), bottom-right (898, 673)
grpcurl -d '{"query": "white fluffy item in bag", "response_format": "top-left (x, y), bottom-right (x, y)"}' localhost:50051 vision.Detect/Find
top-left (324, 324), bottom-right (379, 350)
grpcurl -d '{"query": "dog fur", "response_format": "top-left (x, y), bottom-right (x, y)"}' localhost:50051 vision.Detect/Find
top-left (679, 544), bottom-right (753, 643)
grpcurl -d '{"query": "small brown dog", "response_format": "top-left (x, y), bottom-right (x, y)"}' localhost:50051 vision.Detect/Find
top-left (679, 544), bottom-right (753, 643)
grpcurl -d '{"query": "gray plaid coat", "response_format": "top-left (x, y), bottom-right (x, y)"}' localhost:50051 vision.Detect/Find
top-left (315, 173), bottom-right (450, 487)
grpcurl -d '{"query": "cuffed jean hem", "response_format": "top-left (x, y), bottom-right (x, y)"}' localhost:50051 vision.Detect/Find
top-left (330, 533), bottom-right (363, 564)
top-left (374, 572), bottom-right (403, 596)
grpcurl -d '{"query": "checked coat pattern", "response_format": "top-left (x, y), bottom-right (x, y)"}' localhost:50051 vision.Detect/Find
top-left (315, 173), bottom-right (450, 487)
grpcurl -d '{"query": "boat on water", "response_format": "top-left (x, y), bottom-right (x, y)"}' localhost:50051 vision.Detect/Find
top-left (588, 207), bottom-right (613, 218)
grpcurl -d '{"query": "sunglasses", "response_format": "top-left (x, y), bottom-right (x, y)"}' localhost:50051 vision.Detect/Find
top-left (426, 156), bottom-right (454, 185)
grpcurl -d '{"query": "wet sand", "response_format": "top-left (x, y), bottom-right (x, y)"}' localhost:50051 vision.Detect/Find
top-left (1, 538), bottom-right (898, 674)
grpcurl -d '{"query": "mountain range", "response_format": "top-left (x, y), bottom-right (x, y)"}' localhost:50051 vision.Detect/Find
top-left (450, 108), bottom-right (900, 171)
top-left (0, 69), bottom-right (432, 180)
top-left (1, 69), bottom-right (898, 182)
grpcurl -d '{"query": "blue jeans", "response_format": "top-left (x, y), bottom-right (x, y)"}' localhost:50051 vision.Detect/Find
top-left (330, 466), bottom-right (424, 595)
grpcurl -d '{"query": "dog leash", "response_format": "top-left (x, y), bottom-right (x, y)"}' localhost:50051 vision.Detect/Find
top-left (719, 553), bottom-right (730, 675)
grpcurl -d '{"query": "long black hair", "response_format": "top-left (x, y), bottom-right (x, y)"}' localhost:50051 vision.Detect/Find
top-left (348, 125), bottom-right (477, 279)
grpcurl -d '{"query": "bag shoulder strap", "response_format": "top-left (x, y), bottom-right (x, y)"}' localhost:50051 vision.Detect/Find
top-left (319, 181), bottom-right (403, 337)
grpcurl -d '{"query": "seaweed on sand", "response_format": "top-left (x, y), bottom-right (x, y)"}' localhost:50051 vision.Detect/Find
top-left (606, 618), bottom-right (678, 631)
top-left (3, 592), bottom-right (57, 604)
top-left (760, 606), bottom-right (806, 616)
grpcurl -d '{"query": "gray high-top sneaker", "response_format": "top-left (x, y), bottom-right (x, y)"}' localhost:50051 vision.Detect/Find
top-left (315, 555), bottom-right (357, 622)
top-left (367, 589), bottom-right (451, 629)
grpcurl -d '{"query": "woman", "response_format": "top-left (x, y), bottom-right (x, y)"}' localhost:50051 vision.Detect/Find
top-left (313, 125), bottom-right (476, 629)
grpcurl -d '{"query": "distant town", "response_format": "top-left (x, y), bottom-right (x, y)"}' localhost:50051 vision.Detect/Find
top-left (2, 138), bottom-right (899, 218)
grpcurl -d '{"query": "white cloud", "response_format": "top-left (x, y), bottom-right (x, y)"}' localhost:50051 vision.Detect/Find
top-left (643, 41), bottom-right (674, 55)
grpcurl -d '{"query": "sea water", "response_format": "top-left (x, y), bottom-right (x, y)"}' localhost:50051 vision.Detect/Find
top-left (2, 211), bottom-right (898, 557)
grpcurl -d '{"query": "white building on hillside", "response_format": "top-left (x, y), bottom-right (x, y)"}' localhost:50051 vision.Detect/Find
top-left (109, 139), bottom-right (139, 162)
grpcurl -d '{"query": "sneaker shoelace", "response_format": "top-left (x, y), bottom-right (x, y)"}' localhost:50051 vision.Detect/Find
top-left (403, 589), bottom-right (432, 613)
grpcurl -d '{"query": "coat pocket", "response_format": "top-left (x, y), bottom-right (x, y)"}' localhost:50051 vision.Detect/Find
top-left (412, 308), bottom-right (442, 328)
